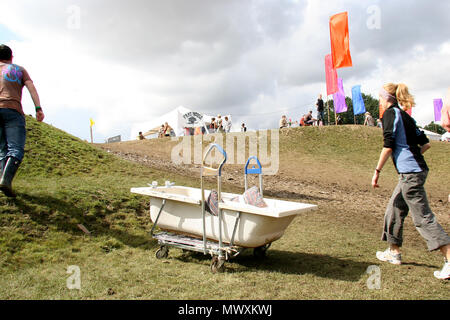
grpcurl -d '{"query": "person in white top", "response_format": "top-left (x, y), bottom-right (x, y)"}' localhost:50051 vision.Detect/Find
top-left (224, 116), bottom-right (232, 133)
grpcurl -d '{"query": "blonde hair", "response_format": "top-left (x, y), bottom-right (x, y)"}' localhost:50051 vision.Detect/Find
top-left (383, 83), bottom-right (415, 110)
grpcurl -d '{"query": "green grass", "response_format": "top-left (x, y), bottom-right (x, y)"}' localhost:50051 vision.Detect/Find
top-left (0, 117), bottom-right (448, 299)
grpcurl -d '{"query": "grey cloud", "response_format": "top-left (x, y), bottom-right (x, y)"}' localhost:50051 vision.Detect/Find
top-left (5, 0), bottom-right (449, 138)
top-left (346, 1), bottom-right (450, 59)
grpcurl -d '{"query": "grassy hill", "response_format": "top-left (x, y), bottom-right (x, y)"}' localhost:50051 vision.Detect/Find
top-left (0, 117), bottom-right (448, 299)
top-left (0, 117), bottom-right (200, 294)
top-left (103, 125), bottom-right (449, 199)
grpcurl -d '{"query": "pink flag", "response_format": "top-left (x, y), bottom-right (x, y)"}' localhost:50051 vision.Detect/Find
top-left (434, 99), bottom-right (443, 122)
top-left (333, 78), bottom-right (347, 113)
top-left (325, 54), bottom-right (338, 96)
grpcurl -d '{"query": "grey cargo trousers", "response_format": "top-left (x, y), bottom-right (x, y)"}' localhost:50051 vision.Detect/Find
top-left (381, 170), bottom-right (450, 251)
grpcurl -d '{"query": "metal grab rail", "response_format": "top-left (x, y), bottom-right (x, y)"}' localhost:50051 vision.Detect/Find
top-left (244, 156), bottom-right (263, 195)
top-left (200, 143), bottom-right (227, 258)
top-left (201, 143), bottom-right (227, 176)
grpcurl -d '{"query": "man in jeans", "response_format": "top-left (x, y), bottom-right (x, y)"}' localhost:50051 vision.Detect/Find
top-left (0, 44), bottom-right (44, 197)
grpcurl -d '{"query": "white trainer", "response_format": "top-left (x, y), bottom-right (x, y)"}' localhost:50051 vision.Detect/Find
top-left (434, 259), bottom-right (450, 280)
top-left (376, 248), bottom-right (402, 265)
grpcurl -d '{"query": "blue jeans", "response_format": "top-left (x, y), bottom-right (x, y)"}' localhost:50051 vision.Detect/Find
top-left (0, 108), bottom-right (26, 162)
top-left (318, 111), bottom-right (325, 122)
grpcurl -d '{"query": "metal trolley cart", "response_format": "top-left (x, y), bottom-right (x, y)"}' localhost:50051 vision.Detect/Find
top-left (151, 143), bottom-right (237, 273)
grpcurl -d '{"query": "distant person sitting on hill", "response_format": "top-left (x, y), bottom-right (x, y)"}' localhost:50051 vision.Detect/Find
top-left (138, 132), bottom-right (146, 140)
top-left (163, 122), bottom-right (173, 137)
top-left (364, 112), bottom-right (375, 126)
top-left (376, 118), bottom-right (382, 128)
top-left (241, 123), bottom-right (247, 132)
top-left (209, 118), bottom-right (216, 133)
top-left (279, 115), bottom-right (288, 129)
top-left (304, 111), bottom-right (315, 126)
top-left (0, 44), bottom-right (44, 197)
top-left (158, 124), bottom-right (164, 138)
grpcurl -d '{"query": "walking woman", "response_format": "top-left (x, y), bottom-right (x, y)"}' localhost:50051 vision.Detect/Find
top-left (372, 83), bottom-right (450, 280)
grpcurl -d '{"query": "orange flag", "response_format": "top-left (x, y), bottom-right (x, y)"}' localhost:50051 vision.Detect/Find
top-left (379, 102), bottom-right (385, 119)
top-left (380, 105), bottom-right (411, 119)
top-left (329, 12), bottom-right (353, 69)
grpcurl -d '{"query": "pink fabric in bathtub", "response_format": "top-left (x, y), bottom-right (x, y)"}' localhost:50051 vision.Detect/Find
top-left (243, 186), bottom-right (268, 208)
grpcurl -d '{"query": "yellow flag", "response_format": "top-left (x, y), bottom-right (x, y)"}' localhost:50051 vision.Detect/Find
top-left (90, 118), bottom-right (95, 127)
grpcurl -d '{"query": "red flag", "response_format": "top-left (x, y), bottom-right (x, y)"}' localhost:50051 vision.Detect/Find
top-left (325, 54), bottom-right (338, 96)
top-left (329, 12), bottom-right (353, 69)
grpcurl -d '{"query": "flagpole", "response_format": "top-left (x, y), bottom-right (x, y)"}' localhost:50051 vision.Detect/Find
top-left (334, 106), bottom-right (337, 125)
top-left (326, 95), bottom-right (330, 125)
top-left (90, 126), bottom-right (93, 143)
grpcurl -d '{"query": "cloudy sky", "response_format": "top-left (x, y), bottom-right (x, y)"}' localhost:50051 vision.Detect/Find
top-left (1, 0), bottom-right (449, 141)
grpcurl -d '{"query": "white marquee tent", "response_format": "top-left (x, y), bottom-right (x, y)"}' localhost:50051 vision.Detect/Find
top-left (441, 131), bottom-right (450, 142)
top-left (422, 129), bottom-right (442, 141)
top-left (130, 106), bottom-right (232, 140)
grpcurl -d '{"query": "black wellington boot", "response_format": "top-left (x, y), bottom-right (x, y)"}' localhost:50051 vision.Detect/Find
top-left (0, 157), bottom-right (21, 198)
top-left (0, 158), bottom-right (6, 177)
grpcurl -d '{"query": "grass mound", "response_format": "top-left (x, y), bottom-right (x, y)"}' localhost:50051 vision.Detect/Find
top-left (0, 117), bottom-right (192, 272)
top-left (21, 118), bottom-right (124, 177)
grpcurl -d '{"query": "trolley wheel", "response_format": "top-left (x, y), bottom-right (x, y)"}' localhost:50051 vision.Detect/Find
top-left (155, 245), bottom-right (169, 259)
top-left (253, 243), bottom-right (271, 259)
top-left (210, 256), bottom-right (226, 273)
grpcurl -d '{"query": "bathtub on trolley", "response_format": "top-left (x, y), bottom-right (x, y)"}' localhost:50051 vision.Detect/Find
top-left (131, 185), bottom-right (317, 248)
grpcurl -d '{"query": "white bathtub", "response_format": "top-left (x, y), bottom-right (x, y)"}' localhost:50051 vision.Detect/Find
top-left (131, 185), bottom-right (317, 248)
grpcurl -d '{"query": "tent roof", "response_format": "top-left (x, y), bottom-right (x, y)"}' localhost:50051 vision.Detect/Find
top-left (422, 129), bottom-right (441, 137)
top-left (422, 129), bottom-right (442, 141)
top-left (142, 126), bottom-right (162, 136)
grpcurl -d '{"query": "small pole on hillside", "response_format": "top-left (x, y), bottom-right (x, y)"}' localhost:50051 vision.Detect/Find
top-left (89, 118), bottom-right (95, 143)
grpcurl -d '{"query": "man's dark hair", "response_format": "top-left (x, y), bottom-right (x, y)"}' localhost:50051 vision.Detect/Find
top-left (0, 45), bottom-right (13, 61)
